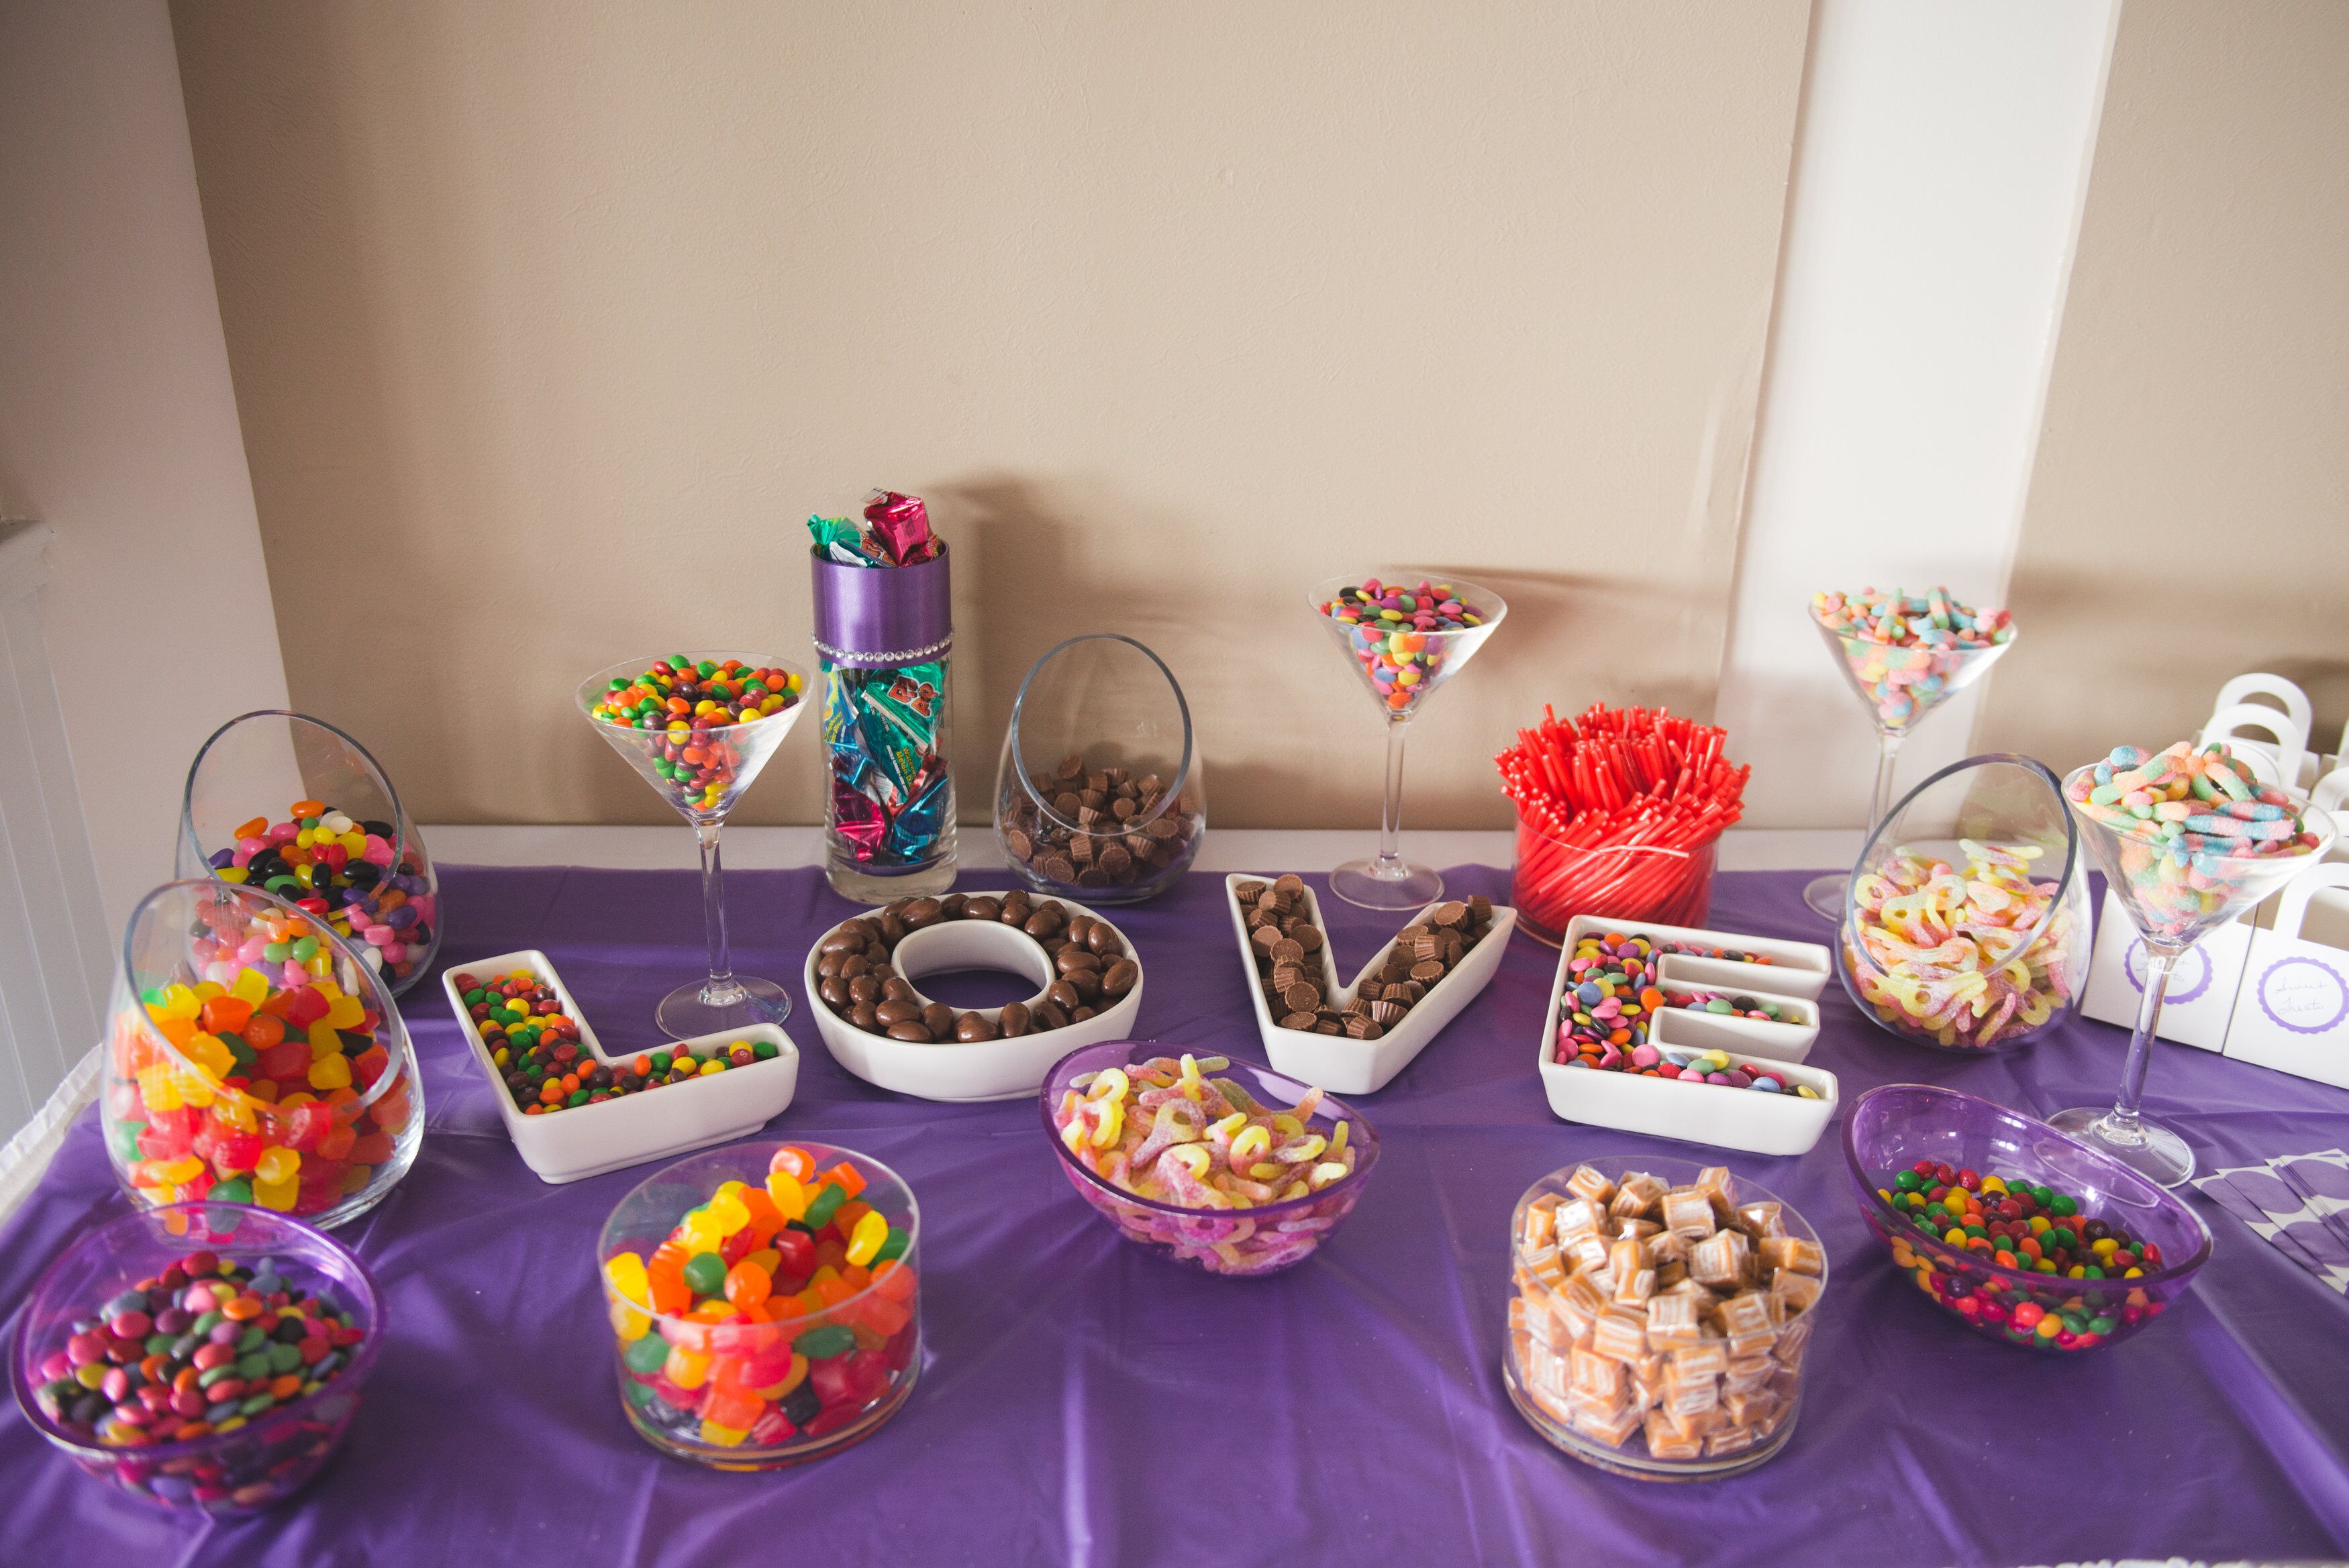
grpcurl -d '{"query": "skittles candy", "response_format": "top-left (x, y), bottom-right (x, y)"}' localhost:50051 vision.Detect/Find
top-left (599, 1142), bottom-right (921, 1466)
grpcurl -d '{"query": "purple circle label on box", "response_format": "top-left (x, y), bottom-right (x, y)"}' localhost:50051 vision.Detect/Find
top-left (2257, 955), bottom-right (2349, 1036)
top-left (2125, 940), bottom-right (2212, 1004)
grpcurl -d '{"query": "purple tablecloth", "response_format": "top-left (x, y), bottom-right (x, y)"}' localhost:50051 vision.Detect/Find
top-left (6, 865), bottom-right (2349, 1566)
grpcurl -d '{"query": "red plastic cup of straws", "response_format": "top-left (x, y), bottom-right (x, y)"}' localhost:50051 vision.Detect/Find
top-left (1510, 805), bottom-right (1721, 947)
top-left (1495, 702), bottom-right (1748, 948)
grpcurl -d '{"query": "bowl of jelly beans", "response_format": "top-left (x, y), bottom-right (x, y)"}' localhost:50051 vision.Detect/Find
top-left (1843, 1084), bottom-right (2212, 1351)
top-left (599, 1141), bottom-right (921, 1467)
top-left (9, 1201), bottom-right (381, 1514)
top-left (1042, 1041), bottom-right (1381, 1277)
top-left (100, 879), bottom-right (424, 1229)
top-left (179, 710), bottom-right (442, 994)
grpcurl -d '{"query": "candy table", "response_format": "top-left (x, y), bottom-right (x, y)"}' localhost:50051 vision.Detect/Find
top-left (4, 864), bottom-right (2348, 1567)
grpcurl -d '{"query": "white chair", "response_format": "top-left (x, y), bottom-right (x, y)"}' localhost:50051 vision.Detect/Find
top-left (2199, 701), bottom-right (2308, 791)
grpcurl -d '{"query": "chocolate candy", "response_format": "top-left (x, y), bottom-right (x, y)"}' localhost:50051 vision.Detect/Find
top-left (1876, 1161), bottom-right (2168, 1350)
top-left (1317, 578), bottom-right (1491, 718)
top-left (999, 751), bottom-right (1201, 897)
top-left (812, 892), bottom-right (1135, 1043)
top-left (586, 658), bottom-right (807, 817)
top-left (28, 1249), bottom-right (368, 1453)
top-left (1238, 876), bottom-right (1493, 1038)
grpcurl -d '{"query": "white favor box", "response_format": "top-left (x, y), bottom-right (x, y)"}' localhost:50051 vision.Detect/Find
top-left (1560, 914), bottom-right (1831, 1002)
top-left (2079, 888), bottom-right (2254, 1051)
top-left (2223, 867), bottom-right (2349, 1089)
top-left (1536, 937), bottom-right (1838, 1155)
top-left (1223, 874), bottom-right (1517, 1095)
top-left (442, 949), bottom-right (799, 1184)
top-left (804, 897), bottom-right (1142, 1103)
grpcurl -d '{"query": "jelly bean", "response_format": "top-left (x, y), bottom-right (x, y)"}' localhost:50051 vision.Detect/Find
top-left (603, 1151), bottom-right (917, 1457)
top-left (681, 1253), bottom-right (728, 1298)
top-left (199, 796), bottom-right (436, 986)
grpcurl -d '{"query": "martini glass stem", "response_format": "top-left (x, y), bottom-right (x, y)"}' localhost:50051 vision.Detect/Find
top-left (695, 819), bottom-right (744, 1005)
top-left (2103, 943), bottom-right (2178, 1138)
top-left (1866, 729), bottom-right (1905, 834)
top-left (1372, 716), bottom-right (1412, 880)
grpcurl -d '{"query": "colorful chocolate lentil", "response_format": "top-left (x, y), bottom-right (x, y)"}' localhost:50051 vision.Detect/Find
top-left (452, 969), bottom-right (780, 1114)
top-left (1875, 1159), bottom-right (2168, 1350)
top-left (28, 1249), bottom-right (366, 1450)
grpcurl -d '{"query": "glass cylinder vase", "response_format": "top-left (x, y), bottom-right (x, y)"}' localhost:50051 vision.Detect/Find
top-left (813, 547), bottom-right (956, 902)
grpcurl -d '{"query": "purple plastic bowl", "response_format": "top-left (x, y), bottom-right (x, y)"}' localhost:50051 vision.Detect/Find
top-left (9, 1202), bottom-right (381, 1514)
top-left (1842, 1084), bottom-right (2211, 1351)
top-left (1041, 1041), bottom-right (1380, 1277)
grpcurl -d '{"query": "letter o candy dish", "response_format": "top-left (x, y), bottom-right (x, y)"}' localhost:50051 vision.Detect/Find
top-left (599, 1142), bottom-right (921, 1467)
top-left (1042, 1042), bottom-right (1380, 1277)
top-left (1505, 1157), bottom-right (1824, 1479)
top-left (805, 890), bottom-right (1143, 1102)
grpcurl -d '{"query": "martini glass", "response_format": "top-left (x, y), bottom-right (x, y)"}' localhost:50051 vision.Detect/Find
top-left (1311, 574), bottom-right (1507, 909)
top-left (1801, 605), bottom-right (2017, 919)
top-left (579, 654), bottom-right (811, 1038)
top-left (2049, 764), bottom-right (2334, 1186)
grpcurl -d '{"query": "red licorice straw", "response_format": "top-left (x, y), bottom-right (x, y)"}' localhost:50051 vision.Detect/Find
top-left (1495, 704), bottom-right (1750, 937)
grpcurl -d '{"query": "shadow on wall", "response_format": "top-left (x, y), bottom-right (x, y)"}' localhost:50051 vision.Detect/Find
top-left (926, 482), bottom-right (1726, 833)
top-left (1981, 559), bottom-right (2349, 772)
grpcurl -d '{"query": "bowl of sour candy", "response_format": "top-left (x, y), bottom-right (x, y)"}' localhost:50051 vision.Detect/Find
top-left (1843, 1084), bottom-right (2211, 1351)
top-left (10, 1202), bottom-right (380, 1514)
top-left (1042, 1041), bottom-right (1379, 1277)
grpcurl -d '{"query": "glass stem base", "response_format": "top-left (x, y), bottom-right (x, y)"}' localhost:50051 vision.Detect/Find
top-left (656, 975), bottom-right (791, 1039)
top-left (1330, 856), bottom-right (1443, 910)
top-left (824, 850), bottom-right (958, 906)
top-left (2046, 1105), bottom-right (2197, 1188)
top-left (1800, 872), bottom-right (1848, 922)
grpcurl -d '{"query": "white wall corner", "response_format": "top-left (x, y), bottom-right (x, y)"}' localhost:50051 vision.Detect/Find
top-left (1714, 0), bottom-right (2125, 832)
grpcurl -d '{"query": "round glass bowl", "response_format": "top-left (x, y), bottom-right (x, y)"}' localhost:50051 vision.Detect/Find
top-left (1040, 1041), bottom-right (1379, 1276)
top-left (598, 1141), bottom-right (922, 1468)
top-left (1503, 1156), bottom-right (1824, 1481)
top-left (1842, 1084), bottom-right (2212, 1352)
top-left (1838, 754), bottom-right (2090, 1052)
top-left (9, 1202), bottom-right (381, 1514)
top-left (996, 634), bottom-right (1204, 904)
top-left (179, 711), bottom-right (442, 996)
top-left (100, 880), bottom-right (424, 1229)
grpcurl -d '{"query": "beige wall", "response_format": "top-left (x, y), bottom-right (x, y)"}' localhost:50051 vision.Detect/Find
top-left (1978, 0), bottom-right (2349, 774)
top-left (171, 1), bottom-right (1808, 831)
top-left (1, 0), bottom-right (289, 929)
